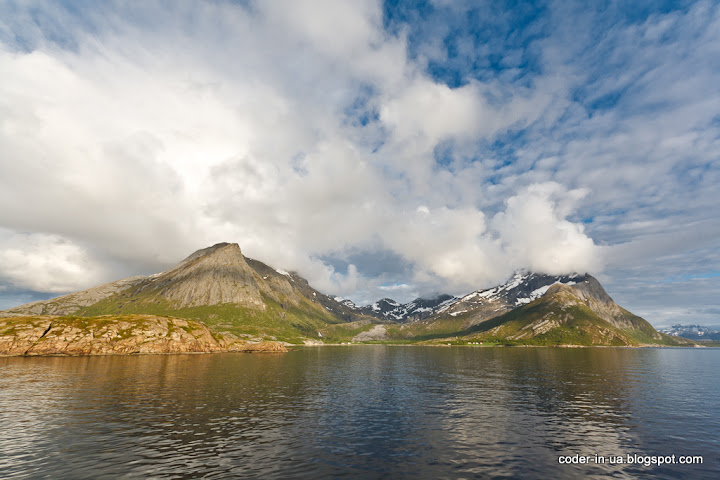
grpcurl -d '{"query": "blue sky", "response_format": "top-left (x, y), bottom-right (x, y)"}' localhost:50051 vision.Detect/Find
top-left (0, 0), bottom-right (718, 326)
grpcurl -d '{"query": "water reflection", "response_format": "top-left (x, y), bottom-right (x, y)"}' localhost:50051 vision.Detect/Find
top-left (1, 347), bottom-right (718, 479)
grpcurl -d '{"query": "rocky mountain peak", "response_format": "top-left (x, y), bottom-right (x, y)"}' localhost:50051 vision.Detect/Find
top-left (544, 275), bottom-right (616, 309)
top-left (176, 242), bottom-right (243, 268)
top-left (544, 276), bottom-right (638, 331)
top-left (0, 242), bottom-right (327, 318)
top-left (437, 272), bottom-right (587, 317)
top-left (568, 274), bottom-right (616, 305)
top-left (138, 242), bottom-right (296, 309)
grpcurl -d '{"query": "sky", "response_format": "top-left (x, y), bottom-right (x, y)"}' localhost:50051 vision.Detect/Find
top-left (0, 0), bottom-right (718, 326)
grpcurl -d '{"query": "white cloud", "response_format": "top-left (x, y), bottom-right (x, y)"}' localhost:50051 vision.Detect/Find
top-left (492, 183), bottom-right (602, 276)
top-left (0, 1), bottom-right (602, 302)
top-left (0, 232), bottom-right (105, 293)
top-left (380, 78), bottom-right (488, 143)
top-left (262, 0), bottom-right (383, 58)
top-left (0, 0), bottom-right (716, 318)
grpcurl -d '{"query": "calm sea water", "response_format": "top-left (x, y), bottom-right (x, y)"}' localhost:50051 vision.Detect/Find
top-left (1, 346), bottom-right (718, 479)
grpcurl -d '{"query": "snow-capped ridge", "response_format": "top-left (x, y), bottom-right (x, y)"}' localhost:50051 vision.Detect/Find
top-left (438, 272), bottom-right (587, 319)
top-left (328, 273), bottom-right (587, 323)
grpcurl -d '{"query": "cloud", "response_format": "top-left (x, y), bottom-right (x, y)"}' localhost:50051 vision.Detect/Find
top-left (0, 0), bottom-right (717, 323)
top-left (0, 231), bottom-right (105, 293)
top-left (380, 78), bottom-right (487, 142)
top-left (492, 183), bottom-right (602, 276)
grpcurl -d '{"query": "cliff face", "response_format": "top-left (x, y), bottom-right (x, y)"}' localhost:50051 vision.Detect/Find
top-left (133, 243), bottom-right (298, 309)
top-left (0, 314), bottom-right (257, 356)
top-left (0, 314), bottom-right (289, 356)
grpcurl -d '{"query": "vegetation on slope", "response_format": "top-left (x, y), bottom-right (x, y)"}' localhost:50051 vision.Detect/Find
top-left (374, 291), bottom-right (692, 347)
top-left (75, 288), bottom-right (345, 344)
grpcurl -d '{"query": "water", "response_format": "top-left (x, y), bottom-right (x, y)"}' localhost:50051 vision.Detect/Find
top-left (1, 346), bottom-right (718, 479)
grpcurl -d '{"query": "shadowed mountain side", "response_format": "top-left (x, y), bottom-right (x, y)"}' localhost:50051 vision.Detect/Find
top-left (243, 257), bottom-right (376, 323)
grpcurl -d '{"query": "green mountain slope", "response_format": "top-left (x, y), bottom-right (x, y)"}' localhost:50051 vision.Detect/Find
top-left (410, 281), bottom-right (690, 346)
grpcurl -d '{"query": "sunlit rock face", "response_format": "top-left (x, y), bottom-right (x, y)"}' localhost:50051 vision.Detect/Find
top-left (0, 315), bottom-right (224, 355)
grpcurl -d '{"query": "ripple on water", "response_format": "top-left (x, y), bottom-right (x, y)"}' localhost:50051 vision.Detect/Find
top-left (0, 347), bottom-right (718, 479)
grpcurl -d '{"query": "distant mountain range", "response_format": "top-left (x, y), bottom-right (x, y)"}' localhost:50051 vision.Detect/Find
top-left (659, 324), bottom-right (720, 341)
top-left (0, 242), bottom-right (693, 353)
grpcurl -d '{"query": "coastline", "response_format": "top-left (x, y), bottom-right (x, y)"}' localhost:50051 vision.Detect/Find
top-left (3, 342), bottom-right (710, 358)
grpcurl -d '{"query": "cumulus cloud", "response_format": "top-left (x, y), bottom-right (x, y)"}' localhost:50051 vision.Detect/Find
top-left (492, 183), bottom-right (602, 276)
top-left (0, 0), bottom-right (716, 320)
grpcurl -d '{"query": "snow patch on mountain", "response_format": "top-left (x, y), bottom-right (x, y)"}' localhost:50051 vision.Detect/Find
top-left (322, 273), bottom-right (585, 323)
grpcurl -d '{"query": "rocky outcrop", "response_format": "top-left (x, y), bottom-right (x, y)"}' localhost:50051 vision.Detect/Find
top-left (238, 341), bottom-right (289, 353)
top-left (352, 324), bottom-right (388, 342)
top-left (0, 315), bottom-right (235, 356)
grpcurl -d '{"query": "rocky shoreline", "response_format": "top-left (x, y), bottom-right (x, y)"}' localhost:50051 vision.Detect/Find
top-left (1, 314), bottom-right (699, 357)
top-left (0, 315), bottom-right (288, 356)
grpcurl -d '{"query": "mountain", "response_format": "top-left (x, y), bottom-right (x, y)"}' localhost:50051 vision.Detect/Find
top-left (1, 243), bottom-right (361, 344)
top-left (332, 273), bottom-right (587, 324)
top-left (0, 275), bottom-right (147, 316)
top-left (341, 294), bottom-right (457, 322)
top-left (659, 324), bottom-right (720, 341)
top-left (431, 272), bottom-right (585, 323)
top-left (387, 274), bottom-right (689, 346)
top-left (463, 279), bottom-right (671, 345)
top-left (0, 242), bottom-right (685, 349)
top-left (332, 273), bottom-right (586, 325)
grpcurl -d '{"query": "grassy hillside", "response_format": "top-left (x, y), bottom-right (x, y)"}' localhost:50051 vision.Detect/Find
top-left (76, 290), bottom-right (345, 344)
top-left (6, 286), bottom-right (692, 347)
top-left (369, 291), bottom-right (691, 347)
